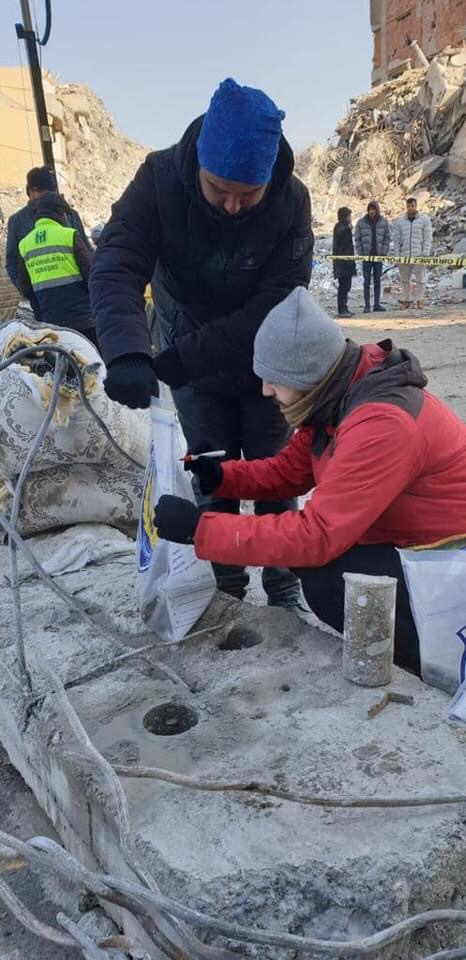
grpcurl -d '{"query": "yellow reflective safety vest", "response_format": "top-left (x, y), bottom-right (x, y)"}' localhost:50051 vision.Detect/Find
top-left (18, 218), bottom-right (82, 291)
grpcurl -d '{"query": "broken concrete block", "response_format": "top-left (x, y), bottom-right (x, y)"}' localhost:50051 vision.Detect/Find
top-left (2, 543), bottom-right (466, 958)
top-left (450, 51), bottom-right (466, 68)
top-left (446, 121), bottom-right (466, 178)
top-left (402, 155), bottom-right (445, 192)
top-left (422, 60), bottom-right (462, 121)
top-left (450, 267), bottom-right (466, 285)
top-left (59, 90), bottom-right (91, 119)
top-left (52, 129), bottom-right (67, 165)
top-left (45, 91), bottom-right (64, 129)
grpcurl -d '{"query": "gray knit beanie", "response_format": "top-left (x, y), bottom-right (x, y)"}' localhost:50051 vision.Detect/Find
top-left (253, 287), bottom-right (346, 390)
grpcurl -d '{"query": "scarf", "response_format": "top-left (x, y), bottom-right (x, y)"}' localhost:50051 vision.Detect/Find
top-left (281, 344), bottom-right (348, 429)
top-left (281, 340), bottom-right (362, 453)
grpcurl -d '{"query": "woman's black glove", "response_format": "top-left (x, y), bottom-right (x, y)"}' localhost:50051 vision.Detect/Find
top-left (184, 456), bottom-right (223, 494)
top-left (154, 495), bottom-right (200, 545)
top-left (104, 353), bottom-right (159, 409)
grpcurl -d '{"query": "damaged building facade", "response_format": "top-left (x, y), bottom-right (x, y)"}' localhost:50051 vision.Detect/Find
top-left (297, 24), bottom-right (466, 238)
top-left (371, 0), bottom-right (466, 84)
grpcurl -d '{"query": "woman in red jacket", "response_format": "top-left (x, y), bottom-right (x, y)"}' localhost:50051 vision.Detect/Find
top-left (155, 287), bottom-right (466, 674)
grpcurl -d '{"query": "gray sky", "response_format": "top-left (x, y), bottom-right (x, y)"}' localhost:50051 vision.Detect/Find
top-left (2, 0), bottom-right (372, 152)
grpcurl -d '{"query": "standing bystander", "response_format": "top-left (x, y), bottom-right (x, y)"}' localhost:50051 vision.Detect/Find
top-left (332, 207), bottom-right (356, 318)
top-left (354, 201), bottom-right (390, 313)
top-left (392, 197), bottom-right (432, 308)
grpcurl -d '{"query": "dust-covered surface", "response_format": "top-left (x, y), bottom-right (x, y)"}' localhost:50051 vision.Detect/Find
top-left (1, 309), bottom-right (466, 956)
top-left (2, 525), bottom-right (466, 958)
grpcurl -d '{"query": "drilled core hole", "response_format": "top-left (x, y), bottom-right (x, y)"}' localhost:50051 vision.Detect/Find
top-left (143, 702), bottom-right (198, 736)
top-left (218, 625), bottom-right (263, 651)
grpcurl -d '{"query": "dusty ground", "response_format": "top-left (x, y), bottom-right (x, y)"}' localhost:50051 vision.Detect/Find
top-left (1, 295), bottom-right (465, 956)
top-left (324, 294), bottom-right (466, 422)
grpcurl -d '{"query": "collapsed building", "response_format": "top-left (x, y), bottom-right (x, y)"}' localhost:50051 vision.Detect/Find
top-left (296, 45), bottom-right (466, 244)
top-left (0, 65), bottom-right (147, 321)
top-left (0, 66), bottom-right (147, 226)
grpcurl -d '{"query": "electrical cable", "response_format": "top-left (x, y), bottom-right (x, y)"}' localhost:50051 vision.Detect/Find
top-left (1, 339), bottom-right (465, 960)
top-left (37, 0), bottom-right (52, 46)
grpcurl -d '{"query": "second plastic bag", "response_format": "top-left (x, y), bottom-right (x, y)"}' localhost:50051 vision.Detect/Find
top-left (398, 543), bottom-right (466, 693)
top-left (137, 399), bottom-right (216, 642)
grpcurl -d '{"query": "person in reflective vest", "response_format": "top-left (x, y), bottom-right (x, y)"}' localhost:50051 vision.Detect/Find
top-left (17, 192), bottom-right (98, 348)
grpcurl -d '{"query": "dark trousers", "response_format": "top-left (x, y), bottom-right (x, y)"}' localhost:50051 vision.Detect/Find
top-left (363, 261), bottom-right (383, 308)
top-left (294, 543), bottom-right (420, 676)
top-left (173, 380), bottom-right (301, 604)
top-left (81, 327), bottom-right (99, 350)
top-left (337, 276), bottom-right (352, 314)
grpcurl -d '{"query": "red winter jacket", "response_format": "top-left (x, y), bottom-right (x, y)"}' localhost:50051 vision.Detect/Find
top-left (195, 342), bottom-right (466, 569)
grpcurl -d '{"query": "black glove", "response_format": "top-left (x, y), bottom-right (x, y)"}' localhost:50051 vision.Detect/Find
top-left (184, 455), bottom-right (223, 495)
top-left (104, 353), bottom-right (159, 409)
top-left (153, 346), bottom-right (189, 389)
top-left (154, 495), bottom-right (200, 544)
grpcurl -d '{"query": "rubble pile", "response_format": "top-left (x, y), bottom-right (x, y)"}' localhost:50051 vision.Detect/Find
top-left (0, 72), bottom-right (148, 229)
top-left (297, 48), bottom-right (466, 241)
top-left (45, 75), bottom-right (148, 226)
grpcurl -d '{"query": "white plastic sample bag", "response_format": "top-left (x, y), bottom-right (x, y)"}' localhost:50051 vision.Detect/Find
top-left (449, 680), bottom-right (466, 723)
top-left (137, 400), bottom-right (216, 642)
top-left (398, 545), bottom-right (466, 694)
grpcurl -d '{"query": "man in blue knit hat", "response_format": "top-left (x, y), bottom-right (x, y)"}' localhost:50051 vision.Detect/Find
top-left (90, 78), bottom-right (314, 611)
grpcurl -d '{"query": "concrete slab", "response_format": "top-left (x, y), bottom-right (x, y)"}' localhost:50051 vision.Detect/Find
top-left (1, 540), bottom-right (466, 957)
top-left (402, 155), bottom-right (445, 192)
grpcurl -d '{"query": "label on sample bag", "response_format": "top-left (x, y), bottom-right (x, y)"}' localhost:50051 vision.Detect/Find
top-left (137, 442), bottom-right (158, 572)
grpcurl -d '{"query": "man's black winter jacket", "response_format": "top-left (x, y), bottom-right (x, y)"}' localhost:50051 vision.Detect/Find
top-left (89, 117), bottom-right (313, 383)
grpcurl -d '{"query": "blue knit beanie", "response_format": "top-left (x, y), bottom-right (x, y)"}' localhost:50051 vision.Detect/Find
top-left (197, 78), bottom-right (285, 186)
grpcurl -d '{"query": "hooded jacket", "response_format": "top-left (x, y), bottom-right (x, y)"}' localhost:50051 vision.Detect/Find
top-left (89, 116), bottom-right (313, 384)
top-left (194, 341), bottom-right (466, 568)
top-left (332, 210), bottom-right (356, 279)
top-left (354, 204), bottom-right (390, 257)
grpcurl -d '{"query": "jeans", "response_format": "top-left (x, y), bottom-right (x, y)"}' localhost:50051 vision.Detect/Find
top-left (173, 379), bottom-right (301, 605)
top-left (337, 276), bottom-right (352, 314)
top-left (294, 542), bottom-right (420, 675)
top-left (363, 261), bottom-right (383, 308)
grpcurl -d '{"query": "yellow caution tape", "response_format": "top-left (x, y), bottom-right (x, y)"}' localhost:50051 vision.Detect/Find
top-left (324, 255), bottom-right (466, 267)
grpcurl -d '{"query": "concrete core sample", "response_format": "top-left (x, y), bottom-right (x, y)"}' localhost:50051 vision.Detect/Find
top-left (1, 539), bottom-right (466, 958)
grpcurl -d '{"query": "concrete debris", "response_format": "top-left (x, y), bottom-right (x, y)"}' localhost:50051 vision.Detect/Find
top-left (2, 555), bottom-right (466, 959)
top-left (402, 154), bottom-right (445, 192)
top-left (296, 46), bottom-right (466, 240)
top-left (0, 71), bottom-right (148, 228)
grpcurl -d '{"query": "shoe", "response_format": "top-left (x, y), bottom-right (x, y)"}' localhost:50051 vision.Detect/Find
top-left (373, 304), bottom-right (386, 312)
top-left (337, 310), bottom-right (352, 318)
top-left (269, 597), bottom-right (316, 625)
top-left (398, 301), bottom-right (410, 309)
top-left (416, 300), bottom-right (425, 309)
top-left (363, 306), bottom-right (371, 313)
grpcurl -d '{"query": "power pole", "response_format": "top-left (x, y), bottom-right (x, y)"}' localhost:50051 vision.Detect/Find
top-left (15, 0), bottom-right (57, 186)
